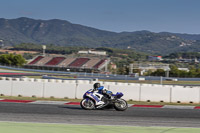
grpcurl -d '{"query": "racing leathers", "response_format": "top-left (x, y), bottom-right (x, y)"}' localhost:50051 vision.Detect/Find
top-left (92, 86), bottom-right (112, 106)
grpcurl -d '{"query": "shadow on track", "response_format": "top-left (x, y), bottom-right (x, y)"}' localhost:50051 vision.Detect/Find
top-left (58, 105), bottom-right (83, 110)
top-left (58, 105), bottom-right (116, 111)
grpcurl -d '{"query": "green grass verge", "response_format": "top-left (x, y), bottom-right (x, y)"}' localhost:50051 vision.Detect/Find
top-left (0, 122), bottom-right (200, 133)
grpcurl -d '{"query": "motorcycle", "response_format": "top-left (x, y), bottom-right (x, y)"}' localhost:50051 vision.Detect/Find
top-left (80, 89), bottom-right (128, 111)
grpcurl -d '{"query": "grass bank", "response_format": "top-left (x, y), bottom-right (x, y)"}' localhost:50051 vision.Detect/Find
top-left (0, 122), bottom-right (199, 133)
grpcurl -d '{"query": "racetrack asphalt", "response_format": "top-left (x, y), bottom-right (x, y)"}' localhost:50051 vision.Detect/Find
top-left (1, 99), bottom-right (200, 109)
top-left (0, 102), bottom-right (200, 128)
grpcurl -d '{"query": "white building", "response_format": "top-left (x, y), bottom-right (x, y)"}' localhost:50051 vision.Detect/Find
top-left (78, 51), bottom-right (88, 54)
top-left (178, 68), bottom-right (189, 72)
top-left (78, 50), bottom-right (106, 55)
top-left (129, 63), bottom-right (170, 76)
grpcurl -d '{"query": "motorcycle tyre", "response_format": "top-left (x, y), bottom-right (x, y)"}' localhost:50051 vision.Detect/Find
top-left (80, 98), bottom-right (95, 110)
top-left (114, 99), bottom-right (128, 111)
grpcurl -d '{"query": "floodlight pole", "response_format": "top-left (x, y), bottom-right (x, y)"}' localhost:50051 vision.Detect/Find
top-left (42, 45), bottom-right (46, 56)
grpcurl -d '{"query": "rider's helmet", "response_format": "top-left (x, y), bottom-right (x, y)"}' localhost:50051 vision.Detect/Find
top-left (93, 83), bottom-right (100, 90)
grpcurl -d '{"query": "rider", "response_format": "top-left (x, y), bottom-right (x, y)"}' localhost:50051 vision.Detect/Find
top-left (93, 83), bottom-right (113, 106)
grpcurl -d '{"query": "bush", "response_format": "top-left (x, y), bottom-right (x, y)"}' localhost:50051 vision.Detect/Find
top-left (0, 54), bottom-right (26, 66)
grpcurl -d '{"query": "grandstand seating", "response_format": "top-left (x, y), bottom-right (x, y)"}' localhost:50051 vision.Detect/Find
top-left (93, 59), bottom-right (106, 69)
top-left (26, 56), bottom-right (109, 71)
top-left (58, 58), bottom-right (76, 67)
top-left (83, 58), bottom-right (101, 68)
top-left (34, 56), bottom-right (52, 65)
top-left (45, 57), bottom-right (66, 65)
top-left (68, 58), bottom-right (90, 67)
top-left (28, 56), bottom-right (44, 65)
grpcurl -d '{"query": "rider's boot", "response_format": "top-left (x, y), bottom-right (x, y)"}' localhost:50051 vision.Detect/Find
top-left (110, 96), bottom-right (114, 99)
top-left (108, 94), bottom-right (114, 100)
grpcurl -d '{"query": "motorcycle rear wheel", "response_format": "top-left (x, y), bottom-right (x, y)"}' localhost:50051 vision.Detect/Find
top-left (114, 99), bottom-right (128, 111)
top-left (80, 98), bottom-right (95, 110)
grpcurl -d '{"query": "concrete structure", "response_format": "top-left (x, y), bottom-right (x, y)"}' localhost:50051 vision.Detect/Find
top-left (0, 77), bottom-right (200, 103)
top-left (178, 68), bottom-right (189, 72)
top-left (129, 63), bottom-right (170, 77)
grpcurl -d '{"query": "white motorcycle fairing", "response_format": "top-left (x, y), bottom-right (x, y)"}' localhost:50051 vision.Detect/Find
top-left (84, 89), bottom-right (104, 105)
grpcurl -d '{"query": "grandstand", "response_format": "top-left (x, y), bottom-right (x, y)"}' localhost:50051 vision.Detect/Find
top-left (34, 56), bottom-right (52, 65)
top-left (25, 55), bottom-right (110, 72)
top-left (45, 57), bottom-right (65, 66)
top-left (83, 58), bottom-right (101, 69)
top-left (28, 56), bottom-right (44, 65)
top-left (93, 59), bottom-right (106, 69)
top-left (58, 58), bottom-right (76, 67)
top-left (68, 58), bottom-right (90, 68)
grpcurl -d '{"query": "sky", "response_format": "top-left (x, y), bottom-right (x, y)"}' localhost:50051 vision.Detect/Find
top-left (0, 0), bottom-right (200, 34)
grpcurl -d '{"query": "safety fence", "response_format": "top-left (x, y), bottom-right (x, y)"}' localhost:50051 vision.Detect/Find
top-left (0, 77), bottom-right (199, 103)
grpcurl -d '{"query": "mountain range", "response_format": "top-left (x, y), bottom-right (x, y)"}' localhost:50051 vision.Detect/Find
top-left (0, 17), bottom-right (200, 55)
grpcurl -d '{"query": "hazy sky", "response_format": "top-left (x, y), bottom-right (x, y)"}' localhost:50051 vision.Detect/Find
top-left (0, 0), bottom-right (200, 34)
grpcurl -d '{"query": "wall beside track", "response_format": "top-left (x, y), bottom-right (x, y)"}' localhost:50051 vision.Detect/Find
top-left (0, 77), bottom-right (199, 103)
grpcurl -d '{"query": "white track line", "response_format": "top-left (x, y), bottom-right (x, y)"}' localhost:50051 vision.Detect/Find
top-left (128, 104), bottom-right (134, 107)
top-left (162, 105), bottom-right (195, 109)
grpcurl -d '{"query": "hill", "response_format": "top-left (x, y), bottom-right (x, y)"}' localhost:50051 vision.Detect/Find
top-left (0, 17), bottom-right (200, 55)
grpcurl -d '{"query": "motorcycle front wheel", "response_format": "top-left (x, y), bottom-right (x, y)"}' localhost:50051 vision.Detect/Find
top-left (114, 99), bottom-right (128, 111)
top-left (80, 98), bottom-right (95, 110)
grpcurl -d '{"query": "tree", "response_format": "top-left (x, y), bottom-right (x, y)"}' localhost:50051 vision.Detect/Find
top-left (144, 70), bottom-right (153, 76)
top-left (151, 69), bottom-right (165, 77)
top-left (117, 66), bottom-right (129, 75)
top-left (13, 54), bottom-right (27, 66)
top-left (23, 53), bottom-right (34, 60)
top-left (0, 54), bottom-right (26, 66)
top-left (188, 67), bottom-right (197, 78)
top-left (179, 70), bottom-right (188, 78)
top-left (0, 54), bottom-right (11, 65)
top-left (196, 68), bottom-right (200, 77)
top-left (169, 65), bottom-right (179, 77)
